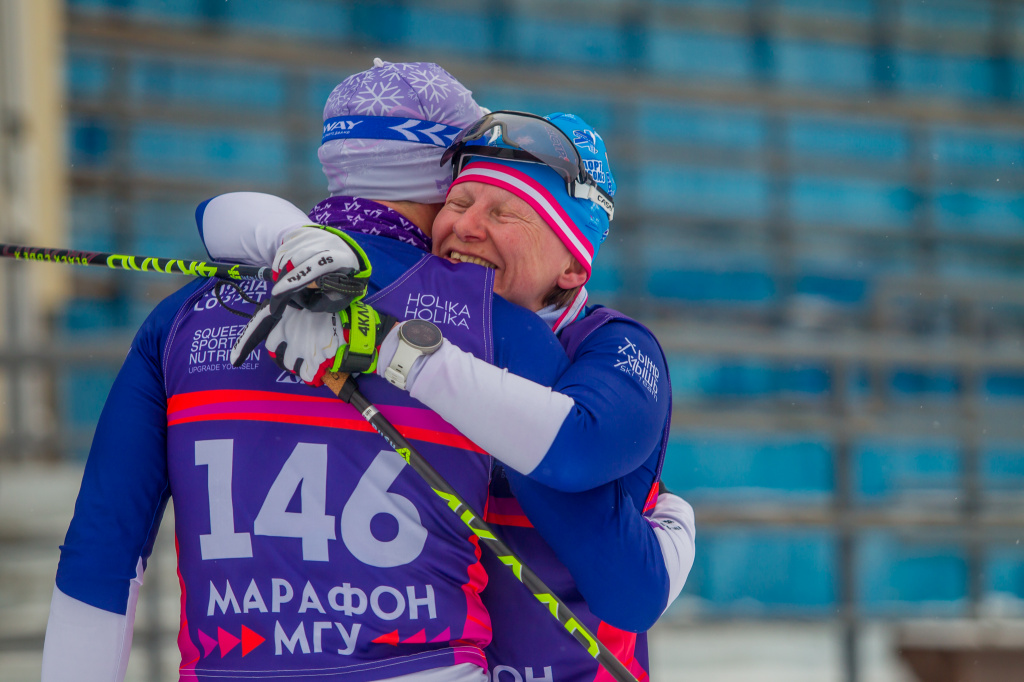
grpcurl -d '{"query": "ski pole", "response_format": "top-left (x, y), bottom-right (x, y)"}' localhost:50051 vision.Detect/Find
top-left (0, 242), bottom-right (272, 280)
top-left (322, 370), bottom-right (639, 682)
top-left (0, 242), bottom-right (369, 312)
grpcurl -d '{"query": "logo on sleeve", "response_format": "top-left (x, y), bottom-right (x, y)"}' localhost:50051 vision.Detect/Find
top-left (614, 337), bottom-right (659, 400)
top-left (651, 517), bottom-right (684, 532)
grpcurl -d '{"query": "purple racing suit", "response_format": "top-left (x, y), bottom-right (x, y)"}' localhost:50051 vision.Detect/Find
top-left (53, 216), bottom-right (572, 680)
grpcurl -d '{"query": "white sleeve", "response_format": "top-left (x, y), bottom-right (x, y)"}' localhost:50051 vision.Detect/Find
top-left (649, 492), bottom-right (696, 613)
top-left (41, 560), bottom-right (143, 682)
top-left (406, 340), bottom-right (575, 476)
top-left (199, 192), bottom-right (311, 265)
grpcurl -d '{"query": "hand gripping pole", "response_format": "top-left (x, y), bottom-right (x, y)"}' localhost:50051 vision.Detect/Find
top-left (322, 371), bottom-right (639, 682)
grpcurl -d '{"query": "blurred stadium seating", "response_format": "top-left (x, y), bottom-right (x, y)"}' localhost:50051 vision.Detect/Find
top-left (3, 0), bottom-right (1024, 680)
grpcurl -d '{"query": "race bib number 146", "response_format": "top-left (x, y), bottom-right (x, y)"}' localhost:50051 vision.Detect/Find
top-left (195, 440), bottom-right (428, 568)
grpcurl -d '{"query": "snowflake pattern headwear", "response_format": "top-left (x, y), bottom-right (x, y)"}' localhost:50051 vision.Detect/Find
top-left (318, 59), bottom-right (485, 205)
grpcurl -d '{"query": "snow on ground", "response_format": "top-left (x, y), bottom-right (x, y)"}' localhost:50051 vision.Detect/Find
top-left (649, 621), bottom-right (916, 682)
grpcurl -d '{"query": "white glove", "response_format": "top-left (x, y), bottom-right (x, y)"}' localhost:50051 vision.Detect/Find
top-left (264, 306), bottom-right (348, 386)
top-left (235, 300), bottom-right (391, 386)
top-left (270, 226), bottom-right (365, 303)
top-left (230, 303), bottom-right (279, 368)
top-left (229, 225), bottom-right (372, 367)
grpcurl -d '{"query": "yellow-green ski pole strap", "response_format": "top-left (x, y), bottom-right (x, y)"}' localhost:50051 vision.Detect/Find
top-left (331, 300), bottom-right (380, 374)
top-left (311, 225), bottom-right (372, 280)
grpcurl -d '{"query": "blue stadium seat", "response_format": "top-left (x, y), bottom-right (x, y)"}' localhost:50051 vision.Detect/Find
top-left (780, 0), bottom-right (874, 22)
top-left (61, 298), bottom-right (123, 333)
top-left (133, 199), bottom-right (208, 252)
top-left (648, 268), bottom-right (776, 303)
top-left (776, 40), bottom-right (873, 92)
top-left (640, 165), bottom-right (769, 218)
top-left (931, 125), bottom-right (1024, 170)
top-left (129, 58), bottom-right (287, 111)
top-left (586, 240), bottom-right (623, 296)
top-left (668, 357), bottom-right (832, 401)
top-left (71, 194), bottom-right (114, 238)
top-left (473, 85), bottom-right (615, 133)
top-left (404, 7), bottom-right (489, 56)
top-left (795, 273), bottom-right (868, 305)
top-left (69, 118), bottom-right (112, 168)
top-left (855, 437), bottom-right (960, 502)
top-left (652, 0), bottom-right (751, 8)
top-left (983, 443), bottom-right (1024, 493)
top-left (934, 187), bottom-right (1024, 236)
top-left (647, 29), bottom-right (753, 82)
top-left (517, 19), bottom-right (625, 67)
top-left (661, 431), bottom-right (833, 500)
top-left (987, 544), bottom-right (1024, 603)
top-left (899, 2), bottom-right (992, 31)
top-left (67, 51), bottom-right (111, 97)
top-left (896, 51), bottom-right (994, 101)
top-left (985, 374), bottom-right (1024, 399)
top-left (788, 115), bottom-right (908, 162)
top-left (791, 175), bottom-right (917, 229)
top-left (680, 529), bottom-right (837, 613)
top-left (888, 368), bottom-right (961, 398)
top-left (131, 123), bottom-right (289, 183)
top-left (219, 0), bottom-right (351, 38)
top-left (59, 368), bottom-right (119, 460)
top-left (638, 102), bottom-right (765, 150)
top-left (858, 531), bottom-right (968, 615)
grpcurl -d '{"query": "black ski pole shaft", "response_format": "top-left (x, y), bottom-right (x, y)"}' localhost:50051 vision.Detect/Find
top-left (322, 371), bottom-right (639, 682)
top-left (0, 242), bottom-right (272, 281)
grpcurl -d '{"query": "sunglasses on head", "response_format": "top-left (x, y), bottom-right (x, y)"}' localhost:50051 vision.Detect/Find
top-left (440, 111), bottom-right (614, 220)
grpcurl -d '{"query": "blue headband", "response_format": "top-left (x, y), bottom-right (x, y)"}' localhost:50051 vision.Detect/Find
top-left (321, 116), bottom-right (464, 147)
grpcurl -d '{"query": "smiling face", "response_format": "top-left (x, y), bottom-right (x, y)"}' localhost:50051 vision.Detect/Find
top-left (431, 182), bottom-right (587, 311)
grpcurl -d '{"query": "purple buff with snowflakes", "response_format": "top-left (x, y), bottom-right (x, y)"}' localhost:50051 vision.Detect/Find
top-left (318, 58), bottom-right (485, 205)
top-left (309, 195), bottom-right (432, 252)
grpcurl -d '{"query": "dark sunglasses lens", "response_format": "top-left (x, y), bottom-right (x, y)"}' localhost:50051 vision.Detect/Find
top-left (444, 112), bottom-right (592, 190)
top-left (500, 117), bottom-right (583, 182)
top-left (441, 114), bottom-right (501, 166)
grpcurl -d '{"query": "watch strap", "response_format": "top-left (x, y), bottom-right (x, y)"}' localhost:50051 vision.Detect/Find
top-left (383, 334), bottom-right (425, 389)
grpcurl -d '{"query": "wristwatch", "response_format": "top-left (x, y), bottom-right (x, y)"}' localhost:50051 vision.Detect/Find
top-left (383, 319), bottom-right (444, 390)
